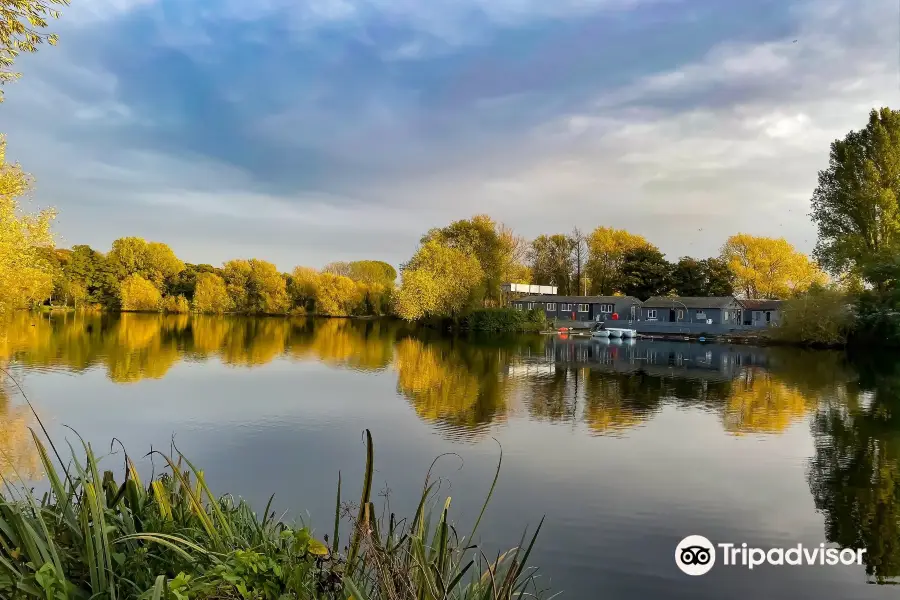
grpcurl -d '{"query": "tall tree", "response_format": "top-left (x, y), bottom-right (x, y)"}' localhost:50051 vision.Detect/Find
top-left (619, 247), bottom-right (671, 300)
top-left (586, 227), bottom-right (655, 295)
top-left (529, 234), bottom-right (575, 294)
top-left (570, 227), bottom-right (587, 295)
top-left (811, 108), bottom-right (900, 284)
top-left (671, 257), bottom-right (735, 297)
top-left (222, 259), bottom-right (288, 314)
top-left (721, 234), bottom-right (827, 299)
top-left (421, 214), bottom-right (506, 305)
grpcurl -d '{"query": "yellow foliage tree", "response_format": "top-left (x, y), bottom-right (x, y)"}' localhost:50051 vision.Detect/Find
top-left (223, 259), bottom-right (288, 314)
top-left (289, 266), bottom-right (320, 312)
top-left (118, 274), bottom-right (161, 311)
top-left (721, 234), bottom-right (828, 298)
top-left (315, 272), bottom-right (363, 316)
top-left (395, 240), bottom-right (483, 321)
top-left (0, 136), bottom-right (55, 312)
top-left (161, 294), bottom-right (189, 314)
top-left (192, 272), bottom-right (231, 314)
top-left (586, 227), bottom-right (655, 295)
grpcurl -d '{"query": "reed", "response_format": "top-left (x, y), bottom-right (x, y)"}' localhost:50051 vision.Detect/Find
top-left (0, 415), bottom-right (550, 599)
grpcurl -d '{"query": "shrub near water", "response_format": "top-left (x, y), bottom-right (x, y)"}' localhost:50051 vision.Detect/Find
top-left (775, 287), bottom-right (855, 346)
top-left (0, 426), bottom-right (547, 600)
top-left (463, 308), bottom-right (546, 332)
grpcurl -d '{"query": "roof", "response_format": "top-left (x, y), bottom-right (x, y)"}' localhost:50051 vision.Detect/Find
top-left (515, 295), bottom-right (642, 304)
top-left (642, 296), bottom-right (739, 309)
top-left (739, 299), bottom-right (785, 310)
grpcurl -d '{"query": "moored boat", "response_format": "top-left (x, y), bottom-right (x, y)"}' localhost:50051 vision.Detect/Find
top-left (606, 327), bottom-right (636, 338)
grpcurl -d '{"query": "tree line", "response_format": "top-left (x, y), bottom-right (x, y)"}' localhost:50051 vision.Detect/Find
top-left (24, 238), bottom-right (399, 316)
top-left (393, 215), bottom-right (826, 321)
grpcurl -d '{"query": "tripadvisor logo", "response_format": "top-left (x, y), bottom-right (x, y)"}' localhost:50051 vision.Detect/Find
top-left (675, 535), bottom-right (866, 576)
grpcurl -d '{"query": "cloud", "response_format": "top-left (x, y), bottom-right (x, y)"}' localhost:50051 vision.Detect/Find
top-left (0, 0), bottom-right (896, 271)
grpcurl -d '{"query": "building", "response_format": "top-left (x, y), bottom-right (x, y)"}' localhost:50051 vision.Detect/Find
top-left (511, 295), bottom-right (643, 322)
top-left (639, 296), bottom-right (744, 325)
top-left (740, 299), bottom-right (784, 326)
top-left (500, 283), bottom-right (558, 295)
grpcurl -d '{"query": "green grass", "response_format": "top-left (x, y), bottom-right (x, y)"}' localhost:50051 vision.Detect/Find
top-left (0, 412), bottom-right (550, 600)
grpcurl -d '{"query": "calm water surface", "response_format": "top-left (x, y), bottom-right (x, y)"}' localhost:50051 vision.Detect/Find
top-left (2, 312), bottom-right (900, 599)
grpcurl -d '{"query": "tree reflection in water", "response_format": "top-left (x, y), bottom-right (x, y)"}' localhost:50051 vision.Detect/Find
top-left (3, 312), bottom-right (900, 576)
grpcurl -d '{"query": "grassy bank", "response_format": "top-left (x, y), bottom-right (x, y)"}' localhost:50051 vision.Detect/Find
top-left (0, 419), bottom-right (547, 600)
top-left (461, 309), bottom-right (547, 333)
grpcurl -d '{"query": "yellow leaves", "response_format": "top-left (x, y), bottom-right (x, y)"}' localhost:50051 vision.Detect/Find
top-left (307, 538), bottom-right (329, 556)
top-left (722, 368), bottom-right (815, 434)
top-left (192, 273), bottom-right (231, 314)
top-left (0, 135), bottom-right (55, 312)
top-left (721, 234), bottom-right (827, 299)
top-left (223, 259), bottom-right (288, 314)
top-left (586, 227), bottom-right (655, 295)
top-left (316, 272), bottom-right (363, 316)
top-left (395, 240), bottom-right (483, 321)
top-left (118, 274), bottom-right (161, 311)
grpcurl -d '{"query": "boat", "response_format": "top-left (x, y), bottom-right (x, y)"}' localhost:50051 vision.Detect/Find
top-left (606, 327), bottom-right (637, 338)
top-left (591, 328), bottom-right (610, 338)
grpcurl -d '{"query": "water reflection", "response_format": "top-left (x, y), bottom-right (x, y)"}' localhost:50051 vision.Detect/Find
top-left (3, 313), bottom-right (900, 584)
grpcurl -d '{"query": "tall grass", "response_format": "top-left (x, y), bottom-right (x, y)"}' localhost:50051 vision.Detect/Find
top-left (0, 408), bottom-right (550, 599)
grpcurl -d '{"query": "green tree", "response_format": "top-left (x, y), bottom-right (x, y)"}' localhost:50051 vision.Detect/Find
top-left (528, 234), bottom-right (574, 294)
top-left (395, 240), bottom-right (483, 321)
top-left (671, 257), bottom-right (735, 297)
top-left (0, 0), bottom-right (67, 99)
top-left (107, 237), bottom-right (184, 291)
top-left (66, 244), bottom-right (118, 306)
top-left (619, 247), bottom-right (671, 300)
top-left (192, 272), bottom-right (231, 314)
top-left (812, 108), bottom-right (900, 284)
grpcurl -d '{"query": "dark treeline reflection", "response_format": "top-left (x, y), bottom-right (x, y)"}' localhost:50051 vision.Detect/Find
top-left (4, 313), bottom-right (900, 582)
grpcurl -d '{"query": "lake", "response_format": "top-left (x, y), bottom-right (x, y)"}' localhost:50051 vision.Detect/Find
top-left (2, 312), bottom-right (899, 599)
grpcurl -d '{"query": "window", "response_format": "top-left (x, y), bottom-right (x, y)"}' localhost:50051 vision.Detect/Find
top-left (528, 302), bottom-right (534, 309)
top-left (696, 310), bottom-right (707, 320)
top-left (600, 303), bottom-right (614, 313)
top-left (647, 309), bottom-right (658, 320)
top-left (578, 304), bottom-right (589, 312)
top-left (677, 309), bottom-right (684, 319)
top-left (765, 311), bottom-right (771, 322)
top-left (561, 303), bottom-right (570, 311)
top-left (546, 303), bottom-right (556, 311)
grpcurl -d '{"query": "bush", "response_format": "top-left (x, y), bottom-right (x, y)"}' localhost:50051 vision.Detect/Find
top-left (775, 287), bottom-right (855, 346)
top-left (463, 308), bottom-right (546, 332)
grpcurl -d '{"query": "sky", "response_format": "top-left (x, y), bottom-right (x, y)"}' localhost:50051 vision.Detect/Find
top-left (1, 0), bottom-right (897, 271)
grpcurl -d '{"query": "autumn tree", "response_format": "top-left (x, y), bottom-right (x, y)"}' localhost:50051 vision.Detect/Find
top-left (671, 257), bottom-right (735, 297)
top-left (192, 272), bottom-right (231, 314)
top-left (619, 247), bottom-right (672, 300)
top-left (586, 227), bottom-right (655, 295)
top-left (0, 136), bottom-right (55, 312)
top-left (316, 273), bottom-right (363, 316)
top-left (395, 240), bottom-right (483, 321)
top-left (107, 237), bottom-right (184, 291)
top-left (118, 274), bottom-right (161, 311)
top-left (288, 266), bottom-right (320, 312)
top-left (721, 234), bottom-right (827, 299)
top-left (811, 108), bottom-right (900, 284)
top-left (0, 0), bottom-right (67, 99)
top-left (529, 234), bottom-right (574, 294)
top-left (421, 215), bottom-right (512, 305)
top-left (223, 259), bottom-right (289, 314)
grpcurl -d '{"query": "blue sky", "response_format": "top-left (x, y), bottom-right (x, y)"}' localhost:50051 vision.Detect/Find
top-left (2, 0), bottom-right (896, 270)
